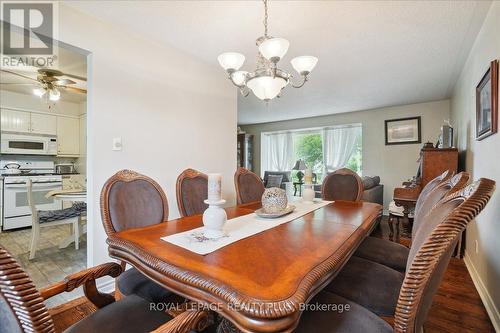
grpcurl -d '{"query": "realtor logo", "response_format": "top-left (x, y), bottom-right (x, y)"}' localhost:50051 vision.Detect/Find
top-left (1, 1), bottom-right (58, 67)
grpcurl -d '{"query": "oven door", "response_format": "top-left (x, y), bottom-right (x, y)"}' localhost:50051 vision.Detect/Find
top-left (3, 181), bottom-right (63, 219)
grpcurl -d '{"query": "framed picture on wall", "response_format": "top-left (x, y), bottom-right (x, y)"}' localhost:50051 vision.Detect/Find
top-left (385, 116), bottom-right (421, 145)
top-left (476, 60), bottom-right (498, 141)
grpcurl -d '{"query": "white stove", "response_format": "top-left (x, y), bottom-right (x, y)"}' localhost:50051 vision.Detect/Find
top-left (1, 160), bottom-right (62, 231)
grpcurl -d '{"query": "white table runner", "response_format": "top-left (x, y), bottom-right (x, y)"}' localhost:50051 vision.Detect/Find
top-left (161, 199), bottom-right (332, 255)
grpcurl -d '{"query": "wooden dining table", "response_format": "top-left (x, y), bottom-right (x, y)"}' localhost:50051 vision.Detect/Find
top-left (106, 200), bottom-right (382, 333)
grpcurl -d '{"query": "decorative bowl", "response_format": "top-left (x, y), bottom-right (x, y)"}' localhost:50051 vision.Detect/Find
top-left (261, 187), bottom-right (288, 214)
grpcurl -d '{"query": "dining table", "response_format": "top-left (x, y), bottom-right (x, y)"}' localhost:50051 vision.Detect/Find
top-left (106, 199), bottom-right (382, 333)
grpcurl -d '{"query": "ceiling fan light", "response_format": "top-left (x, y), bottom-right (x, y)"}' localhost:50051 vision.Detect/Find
top-left (259, 38), bottom-right (289, 62)
top-left (49, 89), bottom-right (60, 101)
top-left (246, 75), bottom-right (288, 101)
top-left (217, 52), bottom-right (245, 73)
top-left (231, 71), bottom-right (248, 86)
top-left (33, 88), bottom-right (46, 97)
top-left (291, 56), bottom-right (318, 75)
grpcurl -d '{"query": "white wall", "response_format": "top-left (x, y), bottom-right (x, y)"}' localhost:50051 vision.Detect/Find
top-left (57, 4), bottom-right (237, 267)
top-left (450, 2), bottom-right (500, 329)
top-left (0, 90), bottom-right (82, 116)
top-left (241, 100), bottom-right (450, 209)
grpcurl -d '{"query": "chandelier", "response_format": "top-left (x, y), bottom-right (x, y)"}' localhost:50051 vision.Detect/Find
top-left (217, 0), bottom-right (318, 102)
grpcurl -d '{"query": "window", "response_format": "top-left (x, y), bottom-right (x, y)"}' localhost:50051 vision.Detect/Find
top-left (261, 124), bottom-right (362, 180)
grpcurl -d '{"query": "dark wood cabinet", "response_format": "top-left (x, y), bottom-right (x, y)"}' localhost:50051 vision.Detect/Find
top-left (237, 133), bottom-right (254, 171)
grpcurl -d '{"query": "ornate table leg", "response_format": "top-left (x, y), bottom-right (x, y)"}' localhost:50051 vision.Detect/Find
top-left (400, 206), bottom-right (413, 239)
top-left (388, 215), bottom-right (394, 241)
top-left (217, 319), bottom-right (242, 333)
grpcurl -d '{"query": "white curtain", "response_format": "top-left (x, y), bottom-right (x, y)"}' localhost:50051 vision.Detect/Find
top-left (322, 126), bottom-right (361, 174)
top-left (266, 132), bottom-right (294, 171)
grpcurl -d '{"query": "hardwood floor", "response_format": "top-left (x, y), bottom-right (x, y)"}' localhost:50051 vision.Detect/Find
top-left (48, 217), bottom-right (494, 332)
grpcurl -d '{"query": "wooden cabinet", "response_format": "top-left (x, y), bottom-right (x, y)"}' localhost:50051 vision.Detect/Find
top-left (57, 117), bottom-right (79, 156)
top-left (30, 113), bottom-right (56, 135)
top-left (1, 109), bottom-right (31, 133)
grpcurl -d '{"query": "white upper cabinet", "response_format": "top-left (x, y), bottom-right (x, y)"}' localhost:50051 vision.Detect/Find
top-left (57, 116), bottom-right (79, 156)
top-left (1, 109), bottom-right (31, 133)
top-left (30, 113), bottom-right (57, 135)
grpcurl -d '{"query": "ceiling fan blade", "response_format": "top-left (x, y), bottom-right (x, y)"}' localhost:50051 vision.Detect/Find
top-left (61, 86), bottom-right (87, 94)
top-left (62, 72), bottom-right (87, 82)
top-left (1, 69), bottom-right (37, 82)
top-left (55, 78), bottom-right (76, 85)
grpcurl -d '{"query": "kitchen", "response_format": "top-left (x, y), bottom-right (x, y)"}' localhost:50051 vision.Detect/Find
top-left (0, 46), bottom-right (87, 306)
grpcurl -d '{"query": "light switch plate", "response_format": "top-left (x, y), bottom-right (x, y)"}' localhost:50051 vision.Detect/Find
top-left (112, 137), bottom-right (122, 151)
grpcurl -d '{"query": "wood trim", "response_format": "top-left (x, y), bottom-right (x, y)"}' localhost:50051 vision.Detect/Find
top-left (175, 168), bottom-right (208, 218)
top-left (100, 169), bottom-right (169, 236)
top-left (476, 60), bottom-right (499, 141)
top-left (394, 178), bottom-right (496, 333)
top-left (234, 167), bottom-right (264, 205)
top-left (321, 167), bottom-right (363, 201)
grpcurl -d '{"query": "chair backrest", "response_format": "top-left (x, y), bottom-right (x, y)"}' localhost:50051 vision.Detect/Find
top-left (234, 167), bottom-right (265, 204)
top-left (394, 178), bottom-right (495, 333)
top-left (413, 170), bottom-right (451, 219)
top-left (0, 247), bottom-right (55, 333)
top-left (176, 168), bottom-right (208, 217)
top-left (100, 170), bottom-right (168, 235)
top-left (321, 168), bottom-right (363, 201)
top-left (411, 172), bottom-right (469, 238)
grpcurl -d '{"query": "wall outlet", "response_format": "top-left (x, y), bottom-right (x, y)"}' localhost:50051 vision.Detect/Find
top-left (112, 137), bottom-right (122, 151)
top-left (475, 240), bottom-right (479, 254)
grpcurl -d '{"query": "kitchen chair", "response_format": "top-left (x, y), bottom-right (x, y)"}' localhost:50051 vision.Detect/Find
top-left (234, 167), bottom-right (265, 204)
top-left (27, 179), bottom-right (85, 260)
top-left (294, 178), bottom-right (495, 333)
top-left (176, 168), bottom-right (208, 217)
top-left (0, 246), bottom-right (210, 333)
top-left (322, 172), bottom-right (477, 319)
top-left (321, 168), bottom-right (363, 201)
top-left (100, 170), bottom-right (183, 305)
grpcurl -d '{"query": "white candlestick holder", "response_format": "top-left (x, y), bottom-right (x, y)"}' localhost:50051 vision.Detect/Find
top-left (302, 184), bottom-right (315, 203)
top-left (202, 199), bottom-right (227, 239)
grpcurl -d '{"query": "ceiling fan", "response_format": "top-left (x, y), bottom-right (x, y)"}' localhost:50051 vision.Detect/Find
top-left (0, 68), bottom-right (87, 102)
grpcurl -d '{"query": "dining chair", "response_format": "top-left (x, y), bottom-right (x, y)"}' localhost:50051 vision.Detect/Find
top-left (234, 167), bottom-right (265, 204)
top-left (294, 177), bottom-right (495, 333)
top-left (27, 179), bottom-right (86, 260)
top-left (321, 168), bottom-right (363, 201)
top-left (0, 246), bottom-right (210, 333)
top-left (100, 170), bottom-right (182, 305)
top-left (176, 168), bottom-right (208, 217)
top-left (321, 173), bottom-right (476, 319)
top-left (354, 170), bottom-right (457, 272)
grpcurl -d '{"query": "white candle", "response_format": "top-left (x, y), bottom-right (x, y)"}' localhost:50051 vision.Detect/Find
top-left (304, 168), bottom-right (313, 184)
top-left (207, 173), bottom-right (222, 202)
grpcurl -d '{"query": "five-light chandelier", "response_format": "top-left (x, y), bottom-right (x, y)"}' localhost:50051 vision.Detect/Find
top-left (218, 0), bottom-right (318, 102)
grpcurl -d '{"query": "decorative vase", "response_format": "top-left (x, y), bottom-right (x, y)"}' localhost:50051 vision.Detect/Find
top-left (262, 188), bottom-right (288, 213)
top-left (202, 199), bottom-right (227, 239)
top-left (302, 184), bottom-right (315, 203)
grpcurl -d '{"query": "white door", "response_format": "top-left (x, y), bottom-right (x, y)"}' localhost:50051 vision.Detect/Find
top-left (30, 113), bottom-right (57, 135)
top-left (57, 116), bottom-right (80, 156)
top-left (0, 109), bottom-right (31, 133)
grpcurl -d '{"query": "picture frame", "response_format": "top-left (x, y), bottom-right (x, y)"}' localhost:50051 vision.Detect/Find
top-left (476, 60), bottom-right (498, 141)
top-left (385, 116), bottom-right (421, 145)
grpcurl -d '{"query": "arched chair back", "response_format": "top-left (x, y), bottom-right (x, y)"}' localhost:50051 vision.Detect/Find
top-left (411, 171), bottom-right (469, 237)
top-left (234, 168), bottom-right (265, 204)
top-left (0, 247), bottom-right (55, 333)
top-left (176, 168), bottom-right (208, 217)
top-left (321, 168), bottom-right (363, 201)
top-left (394, 178), bottom-right (495, 333)
top-left (100, 170), bottom-right (168, 235)
top-left (414, 170), bottom-right (451, 218)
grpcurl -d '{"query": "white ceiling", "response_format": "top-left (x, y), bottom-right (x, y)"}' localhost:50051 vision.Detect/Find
top-left (66, 0), bottom-right (492, 124)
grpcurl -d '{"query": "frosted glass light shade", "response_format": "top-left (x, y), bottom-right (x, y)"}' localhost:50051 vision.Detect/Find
top-left (291, 56), bottom-right (318, 75)
top-left (231, 71), bottom-right (248, 86)
top-left (49, 89), bottom-right (60, 101)
top-left (33, 88), bottom-right (45, 97)
top-left (217, 52), bottom-right (245, 72)
top-left (258, 38), bottom-right (290, 62)
top-left (246, 75), bottom-right (288, 101)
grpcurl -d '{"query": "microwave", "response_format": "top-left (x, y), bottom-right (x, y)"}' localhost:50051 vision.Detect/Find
top-left (1, 132), bottom-right (58, 155)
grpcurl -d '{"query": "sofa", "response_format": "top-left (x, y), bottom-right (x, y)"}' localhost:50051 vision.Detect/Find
top-left (314, 175), bottom-right (383, 206)
top-left (263, 171), bottom-right (291, 190)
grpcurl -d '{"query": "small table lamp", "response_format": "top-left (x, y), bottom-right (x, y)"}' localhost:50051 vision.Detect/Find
top-left (292, 159), bottom-right (307, 183)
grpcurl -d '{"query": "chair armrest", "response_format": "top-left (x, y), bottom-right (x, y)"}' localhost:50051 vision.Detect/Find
top-left (39, 262), bottom-right (123, 308)
top-left (151, 308), bottom-right (213, 333)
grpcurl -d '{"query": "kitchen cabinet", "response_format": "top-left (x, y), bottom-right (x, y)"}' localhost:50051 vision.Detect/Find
top-left (1, 109), bottom-right (31, 133)
top-left (30, 113), bottom-right (56, 135)
top-left (57, 117), bottom-right (79, 156)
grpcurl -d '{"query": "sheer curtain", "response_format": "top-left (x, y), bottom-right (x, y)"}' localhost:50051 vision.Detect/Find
top-left (264, 132), bottom-right (294, 171)
top-left (322, 126), bottom-right (361, 175)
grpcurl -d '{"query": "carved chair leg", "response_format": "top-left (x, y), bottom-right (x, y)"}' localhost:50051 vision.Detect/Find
top-left (388, 215), bottom-right (394, 241)
top-left (395, 216), bottom-right (401, 243)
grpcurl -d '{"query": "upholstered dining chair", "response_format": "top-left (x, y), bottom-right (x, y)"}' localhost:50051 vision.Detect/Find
top-left (321, 168), bottom-right (363, 201)
top-left (234, 167), bottom-right (265, 204)
top-left (100, 170), bottom-right (181, 305)
top-left (293, 178), bottom-right (495, 333)
top-left (0, 246), bottom-right (210, 333)
top-left (176, 168), bottom-right (208, 217)
top-left (321, 172), bottom-right (475, 319)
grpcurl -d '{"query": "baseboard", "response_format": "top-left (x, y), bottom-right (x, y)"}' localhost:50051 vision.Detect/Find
top-left (464, 251), bottom-right (500, 332)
